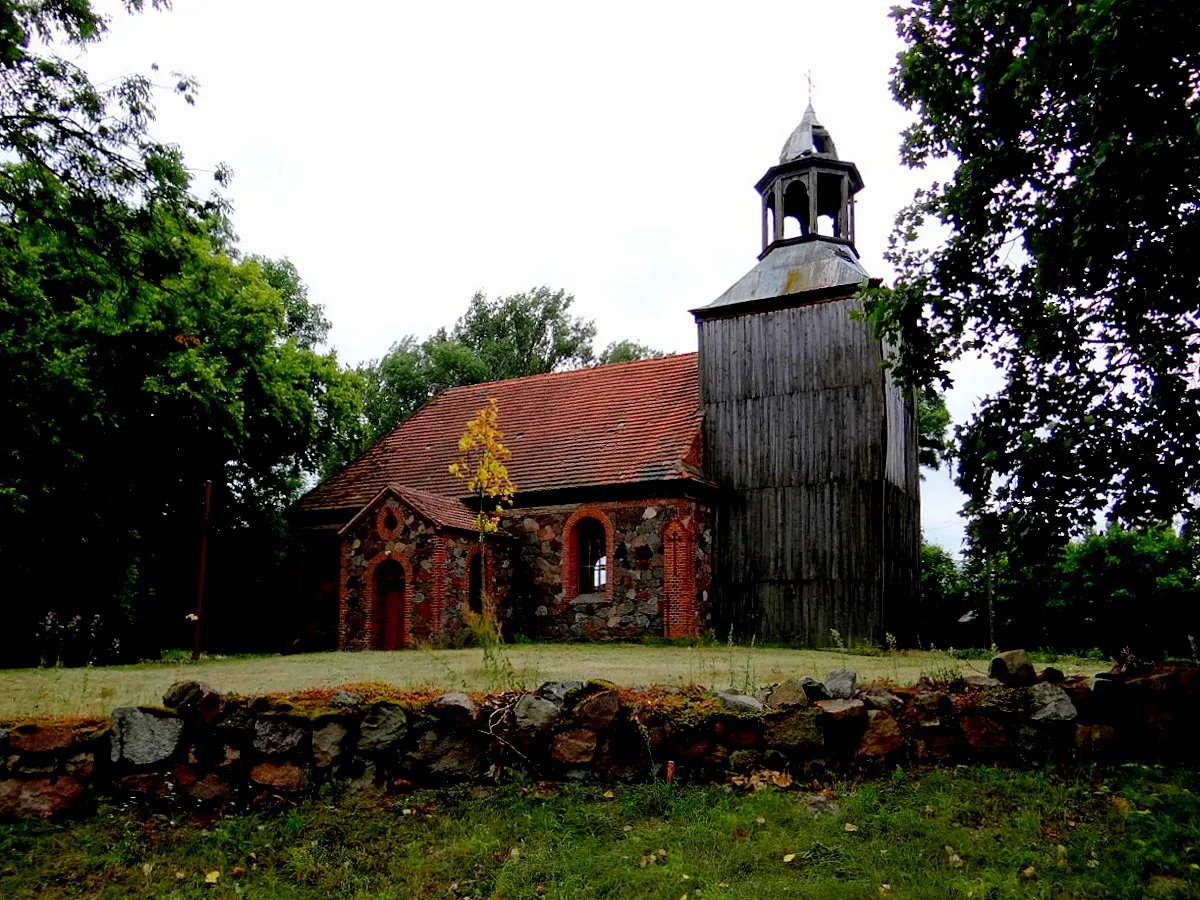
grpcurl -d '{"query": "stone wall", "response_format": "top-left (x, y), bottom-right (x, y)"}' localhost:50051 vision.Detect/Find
top-left (501, 499), bottom-right (713, 640)
top-left (2, 658), bottom-right (1197, 821)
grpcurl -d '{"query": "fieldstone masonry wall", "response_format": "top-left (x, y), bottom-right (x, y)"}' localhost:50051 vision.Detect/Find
top-left (2, 654), bottom-right (1197, 821)
top-left (502, 499), bottom-right (712, 640)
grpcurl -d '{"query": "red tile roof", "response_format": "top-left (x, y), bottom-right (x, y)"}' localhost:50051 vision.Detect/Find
top-left (297, 353), bottom-right (705, 515)
top-left (336, 484), bottom-right (480, 535)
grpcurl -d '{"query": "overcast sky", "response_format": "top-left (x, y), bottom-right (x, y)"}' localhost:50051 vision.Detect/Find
top-left (81, 0), bottom-right (999, 552)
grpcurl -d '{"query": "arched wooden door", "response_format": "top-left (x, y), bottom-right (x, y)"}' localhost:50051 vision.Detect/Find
top-left (374, 559), bottom-right (406, 650)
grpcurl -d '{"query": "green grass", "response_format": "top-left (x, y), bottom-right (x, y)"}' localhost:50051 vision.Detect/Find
top-left (2, 765), bottom-right (1197, 898)
top-left (0, 645), bottom-right (1110, 720)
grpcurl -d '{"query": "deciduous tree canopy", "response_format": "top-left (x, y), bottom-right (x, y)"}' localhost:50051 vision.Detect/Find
top-left (0, 1), bottom-right (362, 663)
top-left (865, 0), bottom-right (1200, 549)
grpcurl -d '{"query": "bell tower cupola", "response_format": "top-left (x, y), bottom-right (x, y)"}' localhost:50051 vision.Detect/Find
top-left (757, 102), bottom-right (863, 255)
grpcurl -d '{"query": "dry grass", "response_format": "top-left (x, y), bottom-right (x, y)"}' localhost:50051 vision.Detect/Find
top-left (0, 644), bottom-right (1109, 720)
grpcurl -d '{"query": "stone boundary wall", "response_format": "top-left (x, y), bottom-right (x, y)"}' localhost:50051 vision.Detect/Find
top-left (1, 654), bottom-right (1197, 821)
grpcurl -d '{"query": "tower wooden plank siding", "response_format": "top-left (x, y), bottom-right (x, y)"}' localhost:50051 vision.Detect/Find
top-left (691, 103), bottom-right (920, 646)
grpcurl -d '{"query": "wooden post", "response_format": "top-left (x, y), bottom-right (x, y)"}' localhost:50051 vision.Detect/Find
top-left (191, 480), bottom-right (212, 662)
top-left (986, 560), bottom-right (996, 650)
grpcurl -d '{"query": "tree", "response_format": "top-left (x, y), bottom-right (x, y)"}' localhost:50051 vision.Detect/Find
top-left (448, 398), bottom-right (517, 538)
top-left (349, 335), bottom-right (491, 450)
top-left (863, 0), bottom-right (1200, 551)
top-left (0, 1), bottom-right (362, 663)
top-left (1053, 524), bottom-right (1198, 658)
top-left (917, 388), bottom-right (952, 472)
top-left (449, 287), bottom-right (596, 380)
top-left (960, 522), bottom-right (1199, 659)
top-left (918, 539), bottom-right (970, 648)
top-left (598, 339), bottom-right (662, 365)
top-left (355, 338), bottom-right (435, 446)
top-left (249, 256), bottom-right (331, 350)
top-left (448, 398), bottom-right (517, 659)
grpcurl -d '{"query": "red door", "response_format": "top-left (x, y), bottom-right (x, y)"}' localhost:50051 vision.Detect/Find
top-left (375, 560), bottom-right (406, 650)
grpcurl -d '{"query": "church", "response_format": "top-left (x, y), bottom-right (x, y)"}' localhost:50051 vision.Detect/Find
top-left (290, 104), bottom-right (920, 650)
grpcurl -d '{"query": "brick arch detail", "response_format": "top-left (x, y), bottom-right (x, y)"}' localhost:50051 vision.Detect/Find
top-left (562, 506), bottom-right (616, 603)
top-left (662, 517), bottom-right (698, 638)
top-left (365, 551), bottom-right (414, 649)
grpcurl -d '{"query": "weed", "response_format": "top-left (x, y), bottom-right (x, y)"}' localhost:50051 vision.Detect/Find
top-left (725, 628), bottom-right (759, 694)
top-left (919, 662), bottom-right (964, 688)
top-left (465, 600), bottom-right (520, 692)
top-left (828, 627), bottom-right (847, 658)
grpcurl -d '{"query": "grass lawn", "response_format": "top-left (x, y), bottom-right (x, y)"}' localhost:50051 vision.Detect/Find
top-left (2, 764), bottom-right (1197, 898)
top-left (0, 645), bottom-right (1109, 720)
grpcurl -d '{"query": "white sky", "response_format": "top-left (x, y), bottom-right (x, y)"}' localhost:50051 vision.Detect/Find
top-left (80, 0), bottom-right (1001, 553)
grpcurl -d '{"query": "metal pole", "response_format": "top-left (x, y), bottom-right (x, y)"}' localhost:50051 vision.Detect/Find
top-left (192, 480), bottom-right (212, 662)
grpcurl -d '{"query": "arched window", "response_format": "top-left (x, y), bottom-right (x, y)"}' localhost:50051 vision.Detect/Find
top-left (562, 507), bottom-right (615, 603)
top-left (468, 549), bottom-right (483, 616)
top-left (783, 180), bottom-right (810, 239)
top-left (574, 517), bottom-right (607, 595)
top-left (374, 558), bottom-right (406, 650)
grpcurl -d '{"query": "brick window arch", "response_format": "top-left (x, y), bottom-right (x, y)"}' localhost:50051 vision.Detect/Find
top-left (662, 518), bottom-right (698, 638)
top-left (562, 506), bottom-right (615, 603)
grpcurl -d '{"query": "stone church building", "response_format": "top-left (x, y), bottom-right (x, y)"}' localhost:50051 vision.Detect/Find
top-left (291, 104), bottom-right (920, 650)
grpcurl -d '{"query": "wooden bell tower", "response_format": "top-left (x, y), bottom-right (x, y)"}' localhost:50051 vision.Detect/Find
top-left (691, 102), bottom-right (920, 647)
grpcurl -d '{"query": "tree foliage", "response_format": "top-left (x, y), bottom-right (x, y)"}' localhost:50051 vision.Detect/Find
top-left (449, 398), bottom-right (517, 537)
top-left (448, 399), bottom-right (516, 649)
top-left (918, 539), bottom-right (969, 647)
top-left (599, 339), bottom-right (663, 365)
top-left (917, 388), bottom-right (952, 472)
top-left (449, 287), bottom-right (596, 380)
top-left (864, 0), bottom-right (1200, 550)
top-left (923, 524), bottom-right (1200, 659)
top-left (0, 1), bottom-right (362, 664)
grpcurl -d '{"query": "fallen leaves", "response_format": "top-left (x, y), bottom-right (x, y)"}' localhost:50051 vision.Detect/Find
top-left (638, 849), bottom-right (669, 868)
top-left (730, 769), bottom-right (792, 791)
top-left (844, 823), bottom-right (859, 833)
top-left (204, 869), bottom-right (220, 884)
